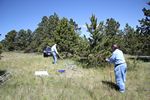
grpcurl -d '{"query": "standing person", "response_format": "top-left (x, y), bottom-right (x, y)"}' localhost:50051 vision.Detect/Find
top-left (51, 44), bottom-right (59, 64)
top-left (106, 44), bottom-right (127, 93)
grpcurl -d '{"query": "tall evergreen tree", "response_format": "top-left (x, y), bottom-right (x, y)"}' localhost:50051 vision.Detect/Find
top-left (55, 17), bottom-right (80, 56)
top-left (123, 24), bottom-right (137, 54)
top-left (3, 30), bottom-right (17, 51)
top-left (104, 18), bottom-right (120, 48)
top-left (137, 2), bottom-right (150, 55)
top-left (15, 29), bottom-right (32, 50)
top-left (86, 15), bottom-right (105, 53)
top-left (47, 13), bottom-right (60, 46)
top-left (0, 42), bottom-right (2, 59)
top-left (85, 15), bottom-right (108, 67)
top-left (29, 13), bottom-right (60, 52)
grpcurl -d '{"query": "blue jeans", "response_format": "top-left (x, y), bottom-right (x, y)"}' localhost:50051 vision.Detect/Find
top-left (114, 63), bottom-right (127, 92)
top-left (52, 51), bottom-right (57, 64)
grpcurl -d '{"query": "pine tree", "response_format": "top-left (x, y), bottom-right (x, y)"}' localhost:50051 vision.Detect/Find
top-left (85, 15), bottom-right (108, 67)
top-left (0, 42), bottom-right (2, 59)
top-left (15, 29), bottom-right (32, 50)
top-left (104, 18), bottom-right (120, 48)
top-left (123, 24), bottom-right (138, 54)
top-left (55, 17), bottom-right (81, 57)
top-left (3, 30), bottom-right (17, 51)
top-left (137, 2), bottom-right (150, 55)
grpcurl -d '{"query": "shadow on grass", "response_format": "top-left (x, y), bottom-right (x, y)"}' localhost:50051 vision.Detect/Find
top-left (0, 70), bottom-right (7, 76)
top-left (102, 80), bottom-right (119, 91)
top-left (0, 70), bottom-right (12, 85)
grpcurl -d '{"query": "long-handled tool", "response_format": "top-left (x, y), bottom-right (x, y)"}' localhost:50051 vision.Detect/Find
top-left (57, 53), bottom-right (63, 59)
top-left (109, 64), bottom-right (114, 82)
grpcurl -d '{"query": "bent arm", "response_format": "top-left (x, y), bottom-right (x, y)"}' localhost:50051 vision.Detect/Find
top-left (106, 53), bottom-right (116, 64)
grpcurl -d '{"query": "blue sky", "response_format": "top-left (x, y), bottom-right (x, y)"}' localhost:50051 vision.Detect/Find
top-left (0, 0), bottom-right (149, 40)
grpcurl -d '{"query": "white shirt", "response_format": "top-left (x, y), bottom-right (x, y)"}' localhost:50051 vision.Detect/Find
top-left (51, 44), bottom-right (58, 54)
top-left (108, 49), bottom-right (126, 65)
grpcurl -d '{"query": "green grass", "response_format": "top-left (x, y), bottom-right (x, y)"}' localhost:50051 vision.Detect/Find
top-left (0, 52), bottom-right (149, 100)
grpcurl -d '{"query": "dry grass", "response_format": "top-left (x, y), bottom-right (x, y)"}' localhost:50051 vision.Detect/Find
top-left (0, 52), bottom-right (149, 100)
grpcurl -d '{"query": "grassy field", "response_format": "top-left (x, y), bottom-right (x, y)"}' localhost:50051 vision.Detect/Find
top-left (0, 52), bottom-right (149, 100)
